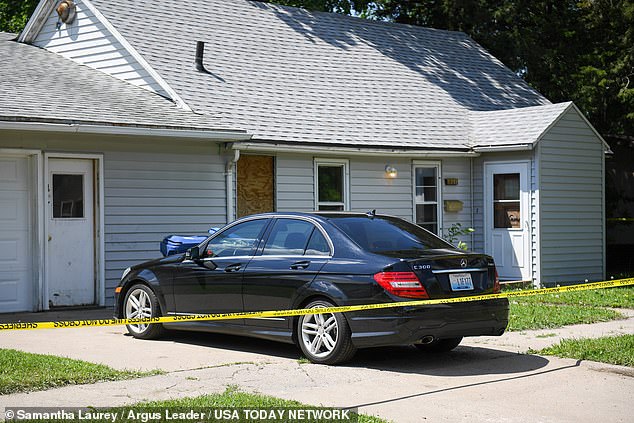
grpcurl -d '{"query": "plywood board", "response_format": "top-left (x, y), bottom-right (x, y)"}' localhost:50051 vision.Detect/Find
top-left (237, 155), bottom-right (274, 217)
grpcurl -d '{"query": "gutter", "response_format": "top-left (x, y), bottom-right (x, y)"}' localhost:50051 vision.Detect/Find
top-left (472, 144), bottom-right (534, 153)
top-left (231, 142), bottom-right (480, 158)
top-left (0, 120), bottom-right (251, 141)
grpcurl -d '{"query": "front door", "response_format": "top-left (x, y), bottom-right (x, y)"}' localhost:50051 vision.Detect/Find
top-left (484, 162), bottom-right (530, 281)
top-left (47, 158), bottom-right (96, 306)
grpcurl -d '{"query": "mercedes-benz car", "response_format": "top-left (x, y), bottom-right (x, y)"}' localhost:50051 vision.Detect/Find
top-left (114, 212), bottom-right (509, 364)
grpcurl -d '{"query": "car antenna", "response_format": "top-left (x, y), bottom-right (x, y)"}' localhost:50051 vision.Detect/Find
top-left (366, 209), bottom-right (376, 219)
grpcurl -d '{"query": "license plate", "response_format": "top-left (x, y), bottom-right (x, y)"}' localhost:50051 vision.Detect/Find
top-left (449, 273), bottom-right (474, 291)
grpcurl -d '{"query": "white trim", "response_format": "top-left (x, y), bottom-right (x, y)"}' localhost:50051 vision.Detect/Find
top-left (412, 160), bottom-right (442, 236)
top-left (0, 121), bottom-right (249, 141)
top-left (533, 145), bottom-right (542, 287)
top-left (78, 0), bottom-right (191, 110)
top-left (233, 142), bottom-right (478, 158)
top-left (314, 158), bottom-right (350, 211)
top-left (18, 0), bottom-right (55, 43)
top-left (0, 148), bottom-right (41, 157)
top-left (43, 152), bottom-right (105, 310)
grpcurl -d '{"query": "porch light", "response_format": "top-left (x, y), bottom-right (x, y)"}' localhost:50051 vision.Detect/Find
top-left (56, 1), bottom-right (76, 24)
top-left (385, 165), bottom-right (398, 178)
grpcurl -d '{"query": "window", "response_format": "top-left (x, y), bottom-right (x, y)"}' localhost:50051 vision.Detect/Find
top-left (305, 229), bottom-right (330, 256)
top-left (263, 219), bottom-right (314, 255)
top-left (414, 164), bottom-right (441, 234)
top-left (315, 159), bottom-right (349, 211)
top-left (204, 219), bottom-right (268, 258)
top-left (52, 174), bottom-right (84, 218)
top-left (329, 216), bottom-right (451, 253)
top-left (493, 173), bottom-right (520, 228)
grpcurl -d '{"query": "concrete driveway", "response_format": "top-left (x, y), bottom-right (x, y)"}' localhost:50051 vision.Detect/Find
top-left (1, 308), bottom-right (633, 422)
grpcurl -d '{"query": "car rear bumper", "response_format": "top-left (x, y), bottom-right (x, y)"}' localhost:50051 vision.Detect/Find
top-left (347, 298), bottom-right (509, 348)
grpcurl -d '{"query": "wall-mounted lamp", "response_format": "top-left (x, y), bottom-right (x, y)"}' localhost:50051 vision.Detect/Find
top-left (56, 1), bottom-right (76, 25)
top-left (385, 165), bottom-right (398, 179)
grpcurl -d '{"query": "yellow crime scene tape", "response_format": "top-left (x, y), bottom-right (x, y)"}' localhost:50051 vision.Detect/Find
top-left (1, 278), bottom-right (633, 332)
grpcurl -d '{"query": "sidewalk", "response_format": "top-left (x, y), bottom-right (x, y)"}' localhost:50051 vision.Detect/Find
top-left (1, 308), bottom-right (633, 422)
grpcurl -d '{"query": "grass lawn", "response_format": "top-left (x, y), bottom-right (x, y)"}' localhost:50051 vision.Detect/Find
top-left (532, 335), bottom-right (634, 367)
top-left (516, 286), bottom-right (634, 308)
top-left (0, 348), bottom-right (160, 395)
top-left (507, 303), bottom-right (624, 331)
top-left (506, 286), bottom-right (633, 331)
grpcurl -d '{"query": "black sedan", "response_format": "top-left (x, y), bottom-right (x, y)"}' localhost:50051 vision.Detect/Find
top-left (114, 212), bottom-right (509, 364)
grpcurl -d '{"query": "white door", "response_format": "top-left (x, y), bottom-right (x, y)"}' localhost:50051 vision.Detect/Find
top-left (485, 162), bottom-right (530, 281)
top-left (47, 158), bottom-right (95, 306)
top-left (0, 156), bottom-right (33, 312)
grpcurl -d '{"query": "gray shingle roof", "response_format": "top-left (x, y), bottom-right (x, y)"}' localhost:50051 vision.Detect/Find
top-left (469, 102), bottom-right (573, 148)
top-left (0, 32), bottom-right (244, 134)
top-left (89, 0), bottom-right (552, 149)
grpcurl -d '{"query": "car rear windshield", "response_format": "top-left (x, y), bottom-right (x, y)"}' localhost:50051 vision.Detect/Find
top-left (328, 216), bottom-right (452, 253)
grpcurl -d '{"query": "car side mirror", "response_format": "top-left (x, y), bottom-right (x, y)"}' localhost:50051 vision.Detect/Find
top-left (186, 246), bottom-right (200, 261)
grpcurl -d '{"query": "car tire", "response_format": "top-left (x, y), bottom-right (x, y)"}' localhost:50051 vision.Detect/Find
top-left (297, 299), bottom-right (356, 365)
top-left (123, 284), bottom-right (165, 339)
top-left (414, 337), bottom-right (463, 353)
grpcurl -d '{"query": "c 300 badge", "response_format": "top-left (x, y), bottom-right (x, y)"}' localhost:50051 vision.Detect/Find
top-left (412, 264), bottom-right (431, 270)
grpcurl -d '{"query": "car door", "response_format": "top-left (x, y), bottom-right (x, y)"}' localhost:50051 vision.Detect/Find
top-left (242, 218), bottom-right (332, 331)
top-left (172, 218), bottom-right (270, 323)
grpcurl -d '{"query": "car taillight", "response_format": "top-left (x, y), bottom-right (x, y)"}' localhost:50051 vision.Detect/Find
top-left (493, 268), bottom-right (501, 293)
top-left (373, 272), bottom-right (429, 299)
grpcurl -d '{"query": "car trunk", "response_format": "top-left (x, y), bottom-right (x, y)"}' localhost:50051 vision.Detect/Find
top-left (406, 252), bottom-right (496, 298)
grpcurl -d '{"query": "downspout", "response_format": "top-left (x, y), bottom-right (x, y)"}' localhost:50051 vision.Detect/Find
top-left (226, 149), bottom-right (240, 224)
top-left (470, 157), bottom-right (475, 249)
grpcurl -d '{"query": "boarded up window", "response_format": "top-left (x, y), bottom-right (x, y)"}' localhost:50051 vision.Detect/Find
top-left (237, 155), bottom-right (275, 218)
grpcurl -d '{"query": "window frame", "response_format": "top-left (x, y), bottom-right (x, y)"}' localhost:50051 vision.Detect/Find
top-left (412, 161), bottom-right (443, 235)
top-left (314, 158), bottom-right (350, 211)
top-left (493, 173), bottom-right (521, 229)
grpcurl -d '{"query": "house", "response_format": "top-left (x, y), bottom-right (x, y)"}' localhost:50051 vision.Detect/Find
top-left (0, 0), bottom-right (610, 313)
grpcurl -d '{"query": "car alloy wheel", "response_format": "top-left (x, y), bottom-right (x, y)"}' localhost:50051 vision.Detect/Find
top-left (123, 284), bottom-right (164, 339)
top-left (297, 299), bottom-right (356, 365)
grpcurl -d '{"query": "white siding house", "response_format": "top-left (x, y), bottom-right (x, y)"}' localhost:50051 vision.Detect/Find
top-left (0, 0), bottom-right (610, 312)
